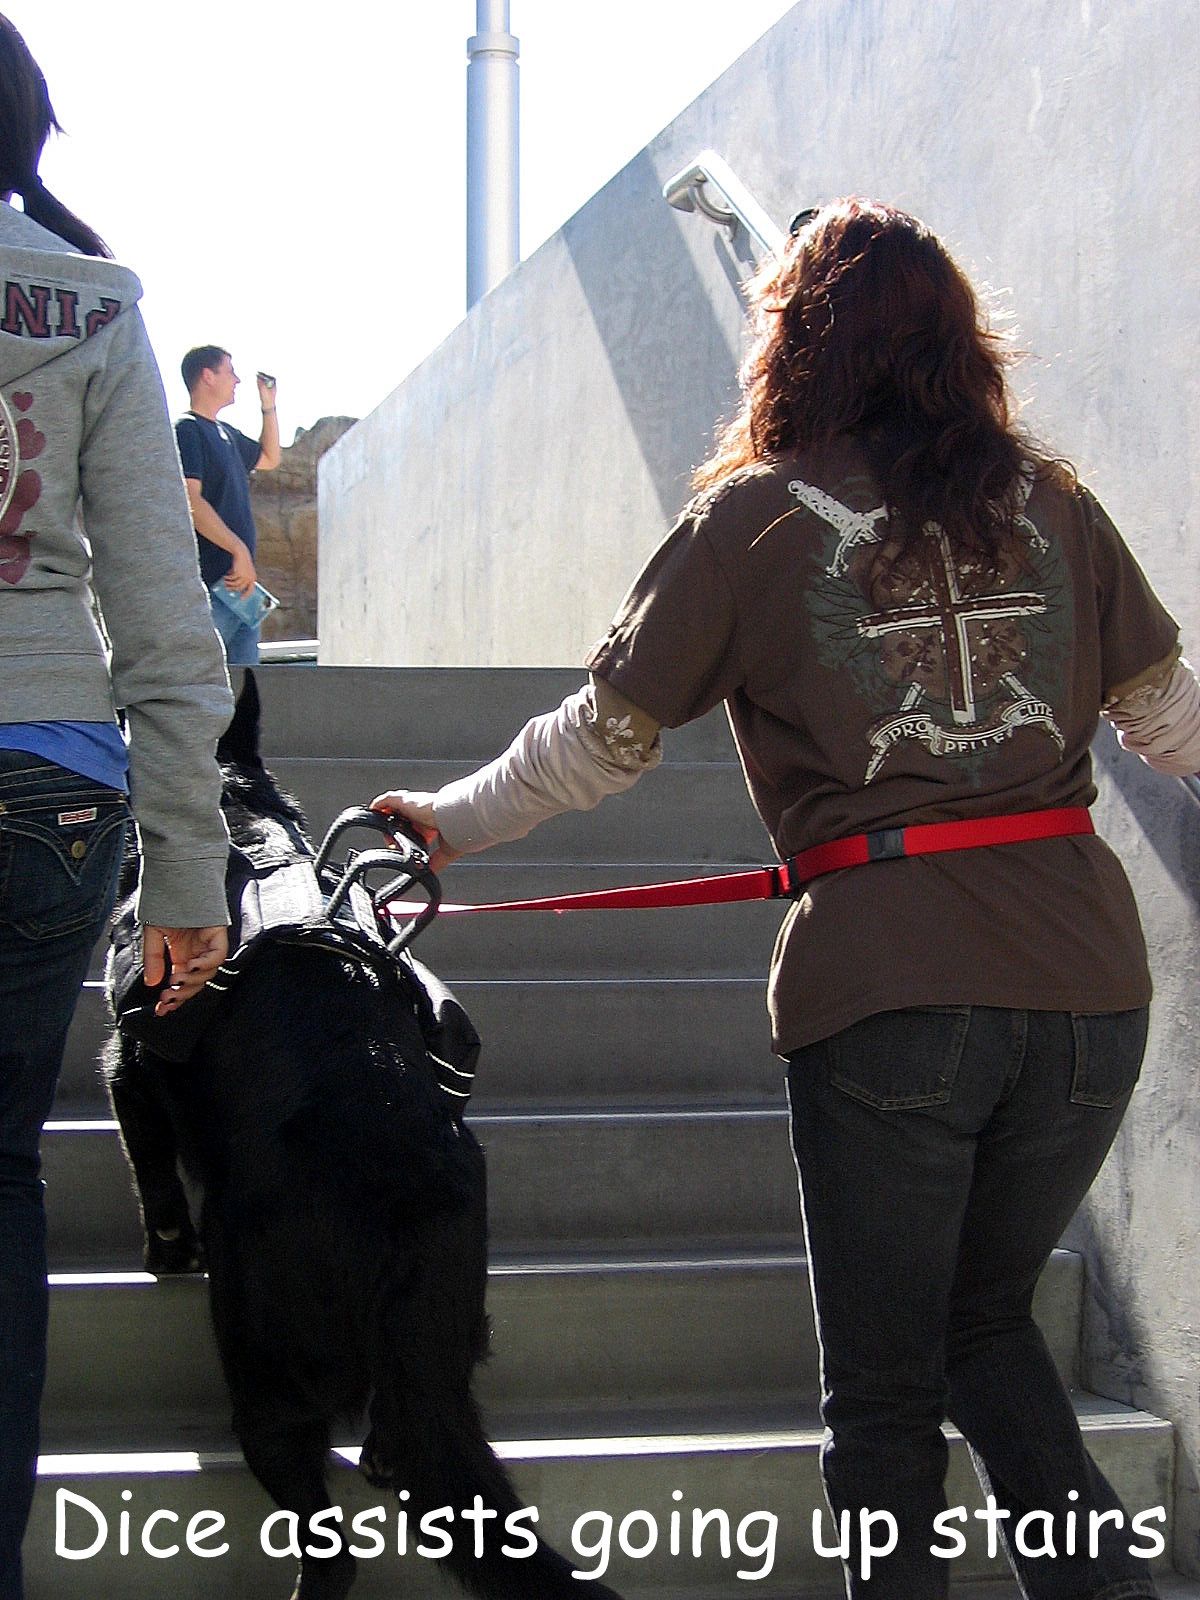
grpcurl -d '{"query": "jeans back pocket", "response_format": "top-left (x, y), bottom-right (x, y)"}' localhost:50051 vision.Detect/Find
top-left (1069, 1009), bottom-right (1149, 1108)
top-left (0, 786), bottom-right (129, 942)
top-left (826, 1005), bottom-right (973, 1110)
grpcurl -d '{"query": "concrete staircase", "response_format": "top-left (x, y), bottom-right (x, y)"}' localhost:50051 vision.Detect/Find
top-left (29, 664), bottom-right (1182, 1598)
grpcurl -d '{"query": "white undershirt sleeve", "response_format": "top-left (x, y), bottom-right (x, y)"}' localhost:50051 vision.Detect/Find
top-left (1103, 657), bottom-right (1200, 777)
top-left (433, 678), bottom-right (663, 853)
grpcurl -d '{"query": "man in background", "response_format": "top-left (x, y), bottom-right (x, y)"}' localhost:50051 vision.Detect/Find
top-left (176, 346), bottom-right (280, 663)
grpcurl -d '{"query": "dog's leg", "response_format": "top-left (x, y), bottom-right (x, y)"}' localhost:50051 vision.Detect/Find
top-left (205, 1225), bottom-right (356, 1599)
top-left (362, 1206), bottom-right (624, 1600)
top-left (104, 1039), bottom-right (202, 1273)
top-left (236, 1403), bottom-right (357, 1600)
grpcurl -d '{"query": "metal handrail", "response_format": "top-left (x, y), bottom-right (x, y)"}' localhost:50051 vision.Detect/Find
top-left (661, 149), bottom-right (784, 257)
top-left (259, 638), bottom-right (318, 663)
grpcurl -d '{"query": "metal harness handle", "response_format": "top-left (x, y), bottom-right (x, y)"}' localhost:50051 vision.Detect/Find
top-left (314, 807), bottom-right (442, 954)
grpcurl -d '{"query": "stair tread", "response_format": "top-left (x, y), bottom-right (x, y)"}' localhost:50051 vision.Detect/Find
top-left (36, 1391), bottom-right (1175, 1465)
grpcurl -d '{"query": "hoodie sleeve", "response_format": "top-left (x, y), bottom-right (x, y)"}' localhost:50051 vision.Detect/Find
top-left (78, 306), bottom-right (232, 928)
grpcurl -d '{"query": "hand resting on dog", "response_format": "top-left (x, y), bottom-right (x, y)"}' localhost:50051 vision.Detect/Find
top-left (142, 923), bottom-right (229, 1015)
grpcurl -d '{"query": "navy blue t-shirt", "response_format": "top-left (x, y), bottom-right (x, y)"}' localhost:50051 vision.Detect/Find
top-left (175, 413), bottom-right (261, 587)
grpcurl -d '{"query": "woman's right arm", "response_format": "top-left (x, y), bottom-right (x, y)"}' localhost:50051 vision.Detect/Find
top-left (371, 677), bottom-right (663, 869)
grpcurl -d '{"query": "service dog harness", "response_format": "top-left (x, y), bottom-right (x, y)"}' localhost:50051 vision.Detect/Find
top-left (110, 809), bottom-right (478, 1105)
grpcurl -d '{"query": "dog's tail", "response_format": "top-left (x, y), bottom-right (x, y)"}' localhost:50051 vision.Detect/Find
top-left (364, 1214), bottom-right (623, 1598)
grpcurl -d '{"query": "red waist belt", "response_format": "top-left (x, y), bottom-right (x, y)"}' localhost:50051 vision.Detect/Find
top-left (382, 806), bottom-right (1094, 920)
top-left (782, 805), bottom-right (1094, 891)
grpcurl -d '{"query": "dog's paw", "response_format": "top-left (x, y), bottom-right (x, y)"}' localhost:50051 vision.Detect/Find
top-left (356, 1429), bottom-right (395, 1490)
top-left (143, 1226), bottom-right (205, 1276)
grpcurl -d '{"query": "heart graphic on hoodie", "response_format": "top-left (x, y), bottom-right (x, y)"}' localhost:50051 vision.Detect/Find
top-left (16, 418), bottom-right (45, 459)
top-left (0, 534), bottom-right (32, 585)
top-left (11, 392), bottom-right (33, 412)
top-left (0, 469), bottom-right (42, 540)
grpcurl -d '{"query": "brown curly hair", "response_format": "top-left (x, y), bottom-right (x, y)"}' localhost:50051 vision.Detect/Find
top-left (694, 198), bottom-right (1064, 570)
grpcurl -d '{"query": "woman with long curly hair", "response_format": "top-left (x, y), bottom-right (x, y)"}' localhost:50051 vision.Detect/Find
top-left (372, 198), bottom-right (1199, 1598)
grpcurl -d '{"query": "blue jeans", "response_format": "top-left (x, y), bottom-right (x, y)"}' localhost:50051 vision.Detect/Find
top-left (0, 753), bottom-right (128, 1600)
top-left (209, 593), bottom-right (260, 665)
top-left (787, 1005), bottom-right (1155, 1600)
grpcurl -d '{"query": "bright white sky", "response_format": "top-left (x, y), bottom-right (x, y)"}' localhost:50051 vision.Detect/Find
top-left (7, 1), bottom-right (796, 436)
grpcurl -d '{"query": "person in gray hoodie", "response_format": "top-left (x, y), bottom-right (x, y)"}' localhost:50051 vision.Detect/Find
top-left (0, 17), bottom-right (233, 1596)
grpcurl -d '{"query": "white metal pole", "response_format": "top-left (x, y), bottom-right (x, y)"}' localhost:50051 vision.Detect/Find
top-left (466, 0), bottom-right (520, 308)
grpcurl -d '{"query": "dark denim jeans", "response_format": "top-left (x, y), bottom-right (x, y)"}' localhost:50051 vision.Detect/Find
top-left (0, 753), bottom-right (128, 1600)
top-left (787, 1004), bottom-right (1155, 1600)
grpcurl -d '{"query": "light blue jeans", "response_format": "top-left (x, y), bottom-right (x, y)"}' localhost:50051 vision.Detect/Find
top-left (210, 592), bottom-right (261, 665)
top-left (0, 753), bottom-right (128, 1600)
top-left (787, 1004), bottom-right (1155, 1600)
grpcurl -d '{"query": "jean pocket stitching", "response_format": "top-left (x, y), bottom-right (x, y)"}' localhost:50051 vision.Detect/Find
top-left (1069, 1011), bottom-right (1147, 1109)
top-left (0, 816), bottom-right (127, 941)
top-left (0, 808), bottom-right (128, 883)
top-left (828, 1007), bottom-right (972, 1110)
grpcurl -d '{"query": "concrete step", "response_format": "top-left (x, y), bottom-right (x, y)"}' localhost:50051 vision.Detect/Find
top-left (246, 663), bottom-right (739, 763)
top-left (267, 755), bottom-right (766, 865)
top-left (58, 978), bottom-right (783, 1118)
top-left (42, 1255), bottom-right (810, 1448)
top-left (24, 1398), bottom-right (1175, 1597)
top-left (631, 1578), bottom-right (1200, 1600)
top-left (43, 1108), bottom-right (803, 1269)
top-left (41, 1251), bottom-right (1084, 1449)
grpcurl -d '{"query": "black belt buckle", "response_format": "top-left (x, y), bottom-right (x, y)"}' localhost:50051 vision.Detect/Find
top-left (776, 858), bottom-right (806, 897)
top-left (866, 827), bottom-right (907, 862)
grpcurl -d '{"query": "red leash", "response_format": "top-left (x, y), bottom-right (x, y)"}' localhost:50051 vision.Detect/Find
top-left (381, 807), bottom-right (1094, 920)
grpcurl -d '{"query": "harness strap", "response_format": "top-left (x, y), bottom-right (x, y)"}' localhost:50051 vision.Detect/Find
top-left (382, 806), bottom-right (1094, 919)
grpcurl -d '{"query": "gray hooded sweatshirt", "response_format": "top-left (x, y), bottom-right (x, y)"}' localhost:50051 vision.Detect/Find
top-left (0, 201), bottom-right (231, 927)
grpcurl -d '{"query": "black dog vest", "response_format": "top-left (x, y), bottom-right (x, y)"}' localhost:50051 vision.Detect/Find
top-left (108, 814), bottom-right (478, 1107)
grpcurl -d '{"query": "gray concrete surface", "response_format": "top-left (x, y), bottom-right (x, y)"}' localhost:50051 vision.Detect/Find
top-left (40, 1250), bottom-right (1084, 1452)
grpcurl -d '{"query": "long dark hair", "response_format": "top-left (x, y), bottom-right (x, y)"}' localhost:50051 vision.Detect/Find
top-left (0, 14), bottom-right (110, 258)
top-left (695, 198), bottom-right (1065, 570)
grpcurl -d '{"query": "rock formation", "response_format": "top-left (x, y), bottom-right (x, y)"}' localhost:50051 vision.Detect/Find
top-left (250, 415), bottom-right (356, 642)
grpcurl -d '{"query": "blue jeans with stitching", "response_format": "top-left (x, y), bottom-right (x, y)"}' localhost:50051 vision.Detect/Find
top-left (0, 753), bottom-right (128, 1600)
top-left (787, 1004), bottom-right (1156, 1600)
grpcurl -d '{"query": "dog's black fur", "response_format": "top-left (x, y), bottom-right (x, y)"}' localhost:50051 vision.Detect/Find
top-left (104, 676), bottom-right (619, 1600)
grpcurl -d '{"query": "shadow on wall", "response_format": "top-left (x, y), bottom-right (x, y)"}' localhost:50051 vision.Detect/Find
top-left (562, 147), bottom-right (747, 524)
top-left (1077, 724), bottom-right (1200, 1572)
top-left (1092, 722), bottom-right (1200, 911)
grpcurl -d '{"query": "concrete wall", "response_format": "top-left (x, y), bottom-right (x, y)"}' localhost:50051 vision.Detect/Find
top-left (1065, 738), bottom-right (1200, 1574)
top-left (320, 0), bottom-right (1200, 1570)
top-left (319, 0), bottom-right (1197, 663)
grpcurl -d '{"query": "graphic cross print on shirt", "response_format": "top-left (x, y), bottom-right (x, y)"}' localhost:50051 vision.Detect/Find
top-left (856, 529), bottom-right (1046, 726)
top-left (790, 479), bottom-right (1065, 783)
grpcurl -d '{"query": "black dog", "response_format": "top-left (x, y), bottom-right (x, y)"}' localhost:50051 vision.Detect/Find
top-left (104, 676), bottom-right (619, 1600)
